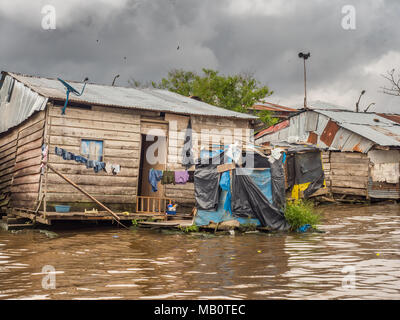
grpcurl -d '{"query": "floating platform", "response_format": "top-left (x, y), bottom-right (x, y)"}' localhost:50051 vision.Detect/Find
top-left (10, 208), bottom-right (166, 225)
top-left (138, 219), bottom-right (194, 228)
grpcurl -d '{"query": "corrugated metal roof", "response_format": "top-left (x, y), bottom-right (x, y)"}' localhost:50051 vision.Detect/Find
top-left (317, 110), bottom-right (400, 147)
top-left (250, 102), bottom-right (297, 112)
top-left (0, 75), bottom-right (48, 133)
top-left (254, 120), bottom-right (289, 138)
top-left (255, 108), bottom-right (400, 152)
top-left (377, 113), bottom-right (400, 124)
top-left (293, 100), bottom-right (351, 111)
top-left (4, 72), bottom-right (257, 120)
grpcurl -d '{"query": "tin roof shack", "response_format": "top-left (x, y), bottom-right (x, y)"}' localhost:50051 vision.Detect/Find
top-left (255, 106), bottom-right (400, 200)
top-left (0, 72), bottom-right (256, 225)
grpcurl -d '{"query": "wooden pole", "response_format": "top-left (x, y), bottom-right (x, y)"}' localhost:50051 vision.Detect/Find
top-left (45, 163), bottom-right (126, 227)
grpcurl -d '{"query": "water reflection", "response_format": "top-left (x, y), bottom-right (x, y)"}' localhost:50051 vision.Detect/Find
top-left (0, 203), bottom-right (399, 299)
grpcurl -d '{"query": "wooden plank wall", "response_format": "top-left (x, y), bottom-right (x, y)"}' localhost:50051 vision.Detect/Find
top-left (164, 114), bottom-right (252, 204)
top-left (330, 151), bottom-right (369, 196)
top-left (46, 105), bottom-right (140, 207)
top-left (321, 151), bottom-right (331, 188)
top-left (0, 111), bottom-right (45, 211)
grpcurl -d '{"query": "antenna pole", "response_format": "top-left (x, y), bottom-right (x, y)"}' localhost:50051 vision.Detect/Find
top-left (303, 58), bottom-right (307, 109)
top-left (298, 52), bottom-right (310, 109)
top-left (61, 89), bottom-right (70, 115)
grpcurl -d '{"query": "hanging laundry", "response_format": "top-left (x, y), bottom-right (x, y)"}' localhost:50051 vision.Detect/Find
top-left (74, 155), bottom-right (88, 165)
top-left (149, 168), bottom-right (163, 192)
top-left (174, 171), bottom-right (189, 184)
top-left (161, 170), bottom-right (175, 185)
top-left (62, 149), bottom-right (75, 161)
top-left (93, 161), bottom-right (106, 173)
top-left (105, 163), bottom-right (112, 174)
top-left (188, 170), bottom-right (195, 183)
top-left (111, 164), bottom-right (120, 175)
top-left (86, 159), bottom-right (95, 169)
top-left (55, 146), bottom-right (63, 156)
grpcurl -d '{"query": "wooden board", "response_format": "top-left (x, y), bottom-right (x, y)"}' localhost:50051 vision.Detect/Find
top-left (331, 187), bottom-right (367, 196)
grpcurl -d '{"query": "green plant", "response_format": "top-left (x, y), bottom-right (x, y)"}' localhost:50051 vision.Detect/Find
top-left (179, 225), bottom-right (199, 233)
top-left (256, 110), bottom-right (280, 127)
top-left (131, 219), bottom-right (138, 227)
top-left (238, 222), bottom-right (258, 232)
top-left (284, 199), bottom-right (321, 231)
top-left (151, 68), bottom-right (273, 113)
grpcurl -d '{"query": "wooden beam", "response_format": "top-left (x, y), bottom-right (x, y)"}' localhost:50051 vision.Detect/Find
top-left (45, 163), bottom-right (129, 229)
top-left (217, 163), bottom-right (236, 173)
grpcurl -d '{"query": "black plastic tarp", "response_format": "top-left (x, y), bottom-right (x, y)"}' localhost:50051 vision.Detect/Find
top-left (285, 153), bottom-right (296, 191)
top-left (194, 167), bottom-right (220, 211)
top-left (231, 168), bottom-right (290, 231)
top-left (241, 151), bottom-right (270, 168)
top-left (303, 170), bottom-right (325, 198)
top-left (294, 151), bottom-right (325, 198)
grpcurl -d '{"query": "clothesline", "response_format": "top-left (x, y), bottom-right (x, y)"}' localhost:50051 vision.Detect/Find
top-left (54, 147), bottom-right (121, 175)
top-left (148, 168), bottom-right (194, 192)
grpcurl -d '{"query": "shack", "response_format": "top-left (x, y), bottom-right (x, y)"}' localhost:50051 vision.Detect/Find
top-left (0, 71), bottom-right (257, 225)
top-left (193, 146), bottom-right (290, 231)
top-left (255, 102), bottom-right (400, 200)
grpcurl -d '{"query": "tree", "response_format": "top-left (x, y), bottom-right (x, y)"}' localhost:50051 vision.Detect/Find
top-left (152, 68), bottom-right (276, 125)
top-left (381, 69), bottom-right (400, 96)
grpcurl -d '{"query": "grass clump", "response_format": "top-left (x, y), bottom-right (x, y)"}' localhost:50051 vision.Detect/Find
top-left (179, 225), bottom-right (199, 233)
top-left (284, 199), bottom-right (321, 231)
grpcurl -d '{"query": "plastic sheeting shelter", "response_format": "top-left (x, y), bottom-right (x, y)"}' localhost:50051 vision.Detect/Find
top-left (194, 150), bottom-right (289, 231)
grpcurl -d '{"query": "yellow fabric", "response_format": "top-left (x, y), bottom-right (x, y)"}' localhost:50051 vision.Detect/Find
top-left (291, 182), bottom-right (311, 200)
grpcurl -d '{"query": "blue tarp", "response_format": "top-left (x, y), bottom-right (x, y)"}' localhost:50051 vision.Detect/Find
top-left (195, 190), bottom-right (261, 226)
top-left (238, 168), bottom-right (272, 204)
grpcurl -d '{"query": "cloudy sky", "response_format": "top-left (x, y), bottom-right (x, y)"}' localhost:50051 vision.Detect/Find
top-left (1, 0), bottom-right (399, 112)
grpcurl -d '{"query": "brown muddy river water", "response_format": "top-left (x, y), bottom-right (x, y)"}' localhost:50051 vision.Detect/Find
top-left (0, 203), bottom-right (399, 300)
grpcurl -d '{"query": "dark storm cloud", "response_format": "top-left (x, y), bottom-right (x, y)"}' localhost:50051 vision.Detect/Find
top-left (0, 0), bottom-right (399, 111)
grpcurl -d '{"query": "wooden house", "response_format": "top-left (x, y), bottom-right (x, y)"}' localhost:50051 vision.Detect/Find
top-left (255, 102), bottom-right (400, 200)
top-left (0, 72), bottom-right (256, 224)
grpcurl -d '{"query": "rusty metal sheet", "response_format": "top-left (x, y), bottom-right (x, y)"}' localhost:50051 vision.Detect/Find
top-left (320, 120), bottom-right (340, 146)
top-left (330, 127), bottom-right (352, 150)
top-left (307, 132), bottom-right (318, 144)
top-left (255, 120), bottom-right (289, 139)
top-left (378, 113), bottom-right (400, 124)
top-left (368, 179), bottom-right (400, 199)
top-left (340, 132), bottom-right (374, 153)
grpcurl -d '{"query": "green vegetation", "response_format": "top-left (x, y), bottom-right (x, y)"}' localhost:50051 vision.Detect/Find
top-left (130, 68), bottom-right (278, 126)
top-left (179, 225), bottom-right (199, 233)
top-left (238, 222), bottom-right (258, 232)
top-left (257, 110), bottom-right (280, 127)
top-left (284, 200), bottom-right (322, 231)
